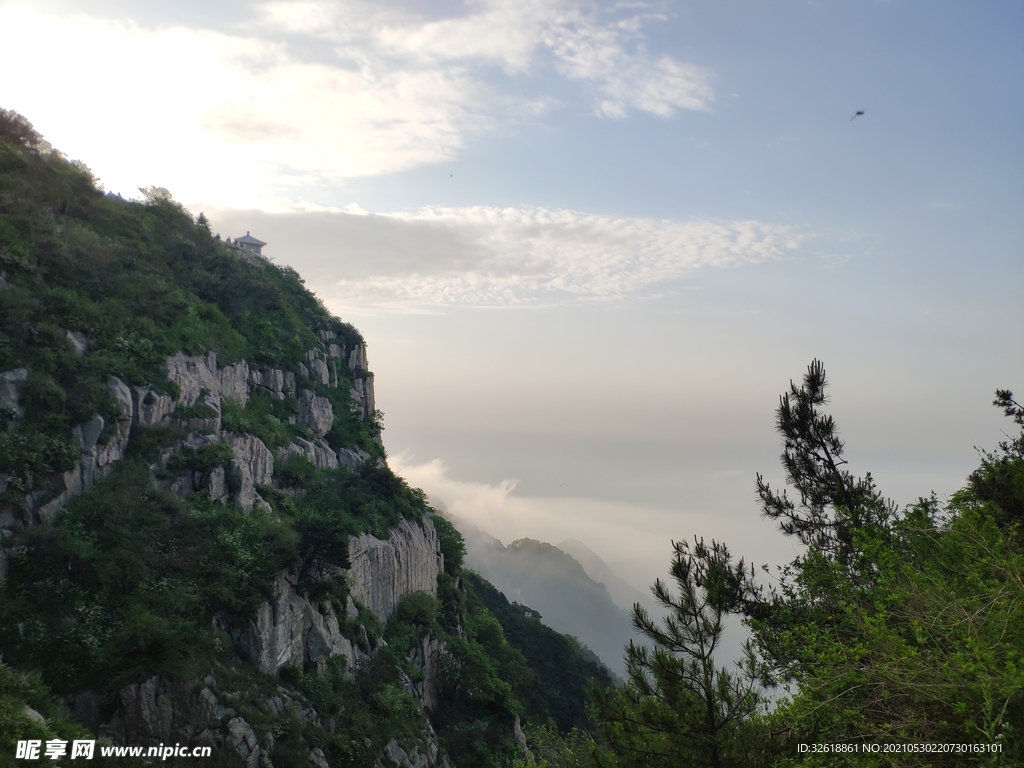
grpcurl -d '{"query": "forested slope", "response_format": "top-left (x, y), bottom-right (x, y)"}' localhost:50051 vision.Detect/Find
top-left (0, 110), bottom-right (613, 768)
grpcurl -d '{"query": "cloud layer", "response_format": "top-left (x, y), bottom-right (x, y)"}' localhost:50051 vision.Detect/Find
top-left (207, 204), bottom-right (805, 311)
top-left (0, 0), bottom-right (712, 207)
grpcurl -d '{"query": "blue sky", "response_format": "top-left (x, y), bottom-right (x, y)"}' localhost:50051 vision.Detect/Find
top-left (1, 0), bottom-right (1021, 590)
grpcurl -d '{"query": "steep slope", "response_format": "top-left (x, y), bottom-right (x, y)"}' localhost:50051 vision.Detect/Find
top-left (556, 539), bottom-right (652, 614)
top-left (0, 110), bottom-right (612, 768)
top-left (455, 517), bottom-right (637, 678)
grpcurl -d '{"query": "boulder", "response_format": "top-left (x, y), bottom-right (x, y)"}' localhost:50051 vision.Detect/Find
top-left (65, 330), bottom-right (88, 356)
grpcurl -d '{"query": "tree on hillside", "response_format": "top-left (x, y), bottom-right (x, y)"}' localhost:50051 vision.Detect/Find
top-left (755, 359), bottom-right (896, 563)
top-left (586, 361), bottom-right (1024, 766)
top-left (748, 367), bottom-right (1024, 763)
top-left (592, 538), bottom-right (765, 768)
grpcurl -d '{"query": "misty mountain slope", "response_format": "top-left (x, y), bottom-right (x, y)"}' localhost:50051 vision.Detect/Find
top-left (452, 516), bottom-right (637, 678)
top-left (557, 538), bottom-right (653, 614)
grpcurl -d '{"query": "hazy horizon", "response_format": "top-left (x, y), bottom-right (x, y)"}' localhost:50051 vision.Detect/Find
top-left (2, 0), bottom-right (1020, 597)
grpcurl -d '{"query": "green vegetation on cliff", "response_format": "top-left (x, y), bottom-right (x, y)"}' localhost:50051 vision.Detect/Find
top-left (0, 110), bottom-right (613, 768)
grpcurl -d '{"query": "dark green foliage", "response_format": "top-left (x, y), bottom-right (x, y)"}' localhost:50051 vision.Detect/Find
top-left (124, 424), bottom-right (191, 465)
top-left (755, 359), bottom-right (895, 560)
top-left (0, 658), bottom-right (118, 768)
top-left (277, 453), bottom-right (318, 489)
top-left (592, 539), bottom-right (764, 768)
top-left (295, 461), bottom-right (429, 540)
top-left (324, 391), bottom-right (384, 459)
top-left (433, 513), bottom-right (466, 576)
top-left (745, 370), bottom-right (1024, 766)
top-left (0, 426), bottom-right (77, 490)
top-left (466, 571), bottom-right (614, 735)
top-left (966, 390), bottom-right (1024, 533)
top-left (166, 441), bottom-right (234, 474)
top-left (281, 655), bottom-right (427, 768)
top-left (220, 391), bottom-right (304, 450)
top-left (384, 592), bottom-right (443, 662)
top-left (0, 109), bottom-right (363, 448)
top-left (0, 461), bottom-right (298, 692)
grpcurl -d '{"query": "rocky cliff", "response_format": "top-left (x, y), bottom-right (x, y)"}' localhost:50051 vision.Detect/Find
top-left (1, 339), bottom-right (448, 765)
top-left (0, 111), bottom-right (611, 768)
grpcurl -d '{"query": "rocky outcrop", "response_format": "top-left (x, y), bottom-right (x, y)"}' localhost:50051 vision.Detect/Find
top-left (299, 390), bottom-right (334, 437)
top-left (165, 352), bottom-right (220, 407)
top-left (375, 726), bottom-right (448, 768)
top-left (133, 386), bottom-right (176, 427)
top-left (65, 330), bottom-right (89, 356)
top-left (349, 518), bottom-right (444, 623)
top-left (35, 377), bottom-right (134, 525)
top-left (277, 437), bottom-right (339, 471)
top-left (221, 571), bottom-right (363, 676)
top-left (227, 434), bottom-right (274, 513)
top-left (5, 336), bottom-right (377, 554)
top-left (338, 446), bottom-right (372, 469)
top-left (406, 635), bottom-right (447, 712)
top-left (220, 361), bottom-right (249, 406)
top-left (350, 376), bottom-right (375, 421)
top-left (227, 517), bottom-right (443, 679)
top-left (103, 676), bottom-right (269, 768)
top-left (349, 343), bottom-right (368, 371)
top-left (251, 367), bottom-right (295, 401)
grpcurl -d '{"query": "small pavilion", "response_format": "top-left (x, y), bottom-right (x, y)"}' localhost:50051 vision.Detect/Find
top-left (234, 232), bottom-right (267, 256)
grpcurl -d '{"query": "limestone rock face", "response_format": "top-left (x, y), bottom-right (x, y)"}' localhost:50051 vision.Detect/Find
top-left (312, 358), bottom-right (330, 386)
top-left (107, 377), bottom-right (133, 442)
top-left (113, 676), bottom-right (177, 744)
top-left (338, 447), bottom-right (372, 469)
top-left (278, 437), bottom-right (339, 471)
top-left (228, 518), bottom-right (443, 679)
top-left (225, 717), bottom-right (262, 768)
top-left (350, 376), bottom-right (376, 421)
top-left (299, 390), bottom-right (334, 437)
top-left (223, 571), bottom-right (362, 676)
top-left (228, 434), bottom-right (274, 513)
top-left (348, 518), bottom-right (444, 623)
top-left (35, 377), bottom-right (134, 524)
top-left (165, 352), bottom-right (220, 407)
top-left (103, 676), bottom-right (264, 768)
top-left (348, 343), bottom-right (368, 371)
top-left (133, 386), bottom-right (175, 427)
top-left (252, 367), bottom-right (295, 401)
top-left (406, 635), bottom-right (447, 712)
top-left (219, 361), bottom-right (249, 405)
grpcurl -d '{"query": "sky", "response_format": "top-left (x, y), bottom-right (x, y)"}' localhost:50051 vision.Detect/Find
top-left (1, 0), bottom-right (1021, 596)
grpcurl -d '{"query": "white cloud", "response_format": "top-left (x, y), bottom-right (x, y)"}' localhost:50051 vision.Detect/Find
top-left (318, 206), bottom-right (805, 311)
top-left (389, 451), bottom-right (793, 600)
top-left (0, 1), bottom-right (712, 207)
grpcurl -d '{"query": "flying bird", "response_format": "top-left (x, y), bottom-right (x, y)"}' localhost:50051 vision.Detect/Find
top-left (851, 110), bottom-right (865, 120)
